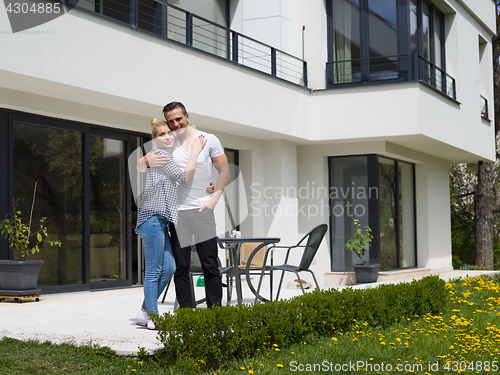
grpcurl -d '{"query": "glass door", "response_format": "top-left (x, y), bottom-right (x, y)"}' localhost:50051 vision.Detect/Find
top-left (89, 134), bottom-right (127, 284)
top-left (13, 121), bottom-right (85, 287)
top-left (224, 148), bottom-right (239, 236)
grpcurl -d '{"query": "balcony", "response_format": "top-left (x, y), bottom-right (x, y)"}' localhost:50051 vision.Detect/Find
top-left (326, 54), bottom-right (456, 101)
top-left (71, 0), bottom-right (307, 88)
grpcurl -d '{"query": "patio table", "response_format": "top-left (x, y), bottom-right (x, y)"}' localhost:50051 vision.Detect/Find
top-left (219, 237), bottom-right (280, 304)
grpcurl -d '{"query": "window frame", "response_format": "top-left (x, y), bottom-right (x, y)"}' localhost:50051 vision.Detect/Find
top-left (326, 0), bottom-right (447, 89)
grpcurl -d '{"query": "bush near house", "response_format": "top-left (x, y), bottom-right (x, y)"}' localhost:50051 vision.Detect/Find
top-left (147, 275), bottom-right (447, 372)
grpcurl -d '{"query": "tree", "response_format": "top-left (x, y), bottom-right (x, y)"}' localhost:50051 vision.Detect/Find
top-left (473, 2), bottom-right (500, 269)
top-left (452, 4), bottom-right (500, 270)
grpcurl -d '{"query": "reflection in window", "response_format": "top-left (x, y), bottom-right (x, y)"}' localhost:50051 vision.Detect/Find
top-left (329, 0), bottom-right (401, 84)
top-left (327, 0), bottom-right (448, 90)
top-left (410, 0), bottom-right (418, 54)
top-left (329, 155), bottom-right (416, 271)
top-left (90, 136), bottom-right (126, 282)
top-left (13, 123), bottom-right (83, 286)
top-left (331, 0), bottom-right (360, 83)
top-left (399, 162), bottom-right (416, 267)
top-left (422, 2), bottom-right (431, 61)
top-left (329, 156), bottom-right (370, 271)
top-left (434, 10), bottom-right (443, 69)
top-left (98, 0), bottom-right (130, 23)
top-left (378, 157), bottom-right (397, 269)
top-left (368, 0), bottom-right (398, 80)
top-left (224, 149), bottom-right (239, 237)
top-left (378, 157), bottom-right (416, 270)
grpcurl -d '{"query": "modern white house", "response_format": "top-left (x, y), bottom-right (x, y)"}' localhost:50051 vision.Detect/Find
top-left (0, 0), bottom-right (496, 294)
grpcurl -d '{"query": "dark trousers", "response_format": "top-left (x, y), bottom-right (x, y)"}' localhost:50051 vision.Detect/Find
top-left (169, 208), bottom-right (222, 308)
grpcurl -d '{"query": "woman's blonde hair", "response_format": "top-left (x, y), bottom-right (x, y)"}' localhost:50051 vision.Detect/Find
top-left (150, 118), bottom-right (167, 138)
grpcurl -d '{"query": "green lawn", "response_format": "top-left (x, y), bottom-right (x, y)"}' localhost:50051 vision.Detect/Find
top-left (1, 275), bottom-right (499, 374)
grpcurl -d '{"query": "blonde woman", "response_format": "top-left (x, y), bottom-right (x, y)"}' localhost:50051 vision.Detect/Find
top-left (136, 118), bottom-right (205, 329)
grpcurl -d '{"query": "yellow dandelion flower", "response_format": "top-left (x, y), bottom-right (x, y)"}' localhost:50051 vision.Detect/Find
top-left (277, 364), bottom-right (283, 368)
top-left (241, 367), bottom-right (245, 370)
top-left (332, 337), bottom-right (337, 341)
top-left (249, 371), bottom-right (254, 374)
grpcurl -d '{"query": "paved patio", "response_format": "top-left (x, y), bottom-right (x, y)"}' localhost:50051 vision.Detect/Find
top-left (0, 270), bottom-right (498, 356)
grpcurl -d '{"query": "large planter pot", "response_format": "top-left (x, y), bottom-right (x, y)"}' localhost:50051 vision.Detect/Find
top-left (353, 263), bottom-right (381, 283)
top-left (0, 260), bottom-right (44, 291)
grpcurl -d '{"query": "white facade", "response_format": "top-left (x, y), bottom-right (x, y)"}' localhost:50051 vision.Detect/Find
top-left (0, 0), bottom-right (496, 289)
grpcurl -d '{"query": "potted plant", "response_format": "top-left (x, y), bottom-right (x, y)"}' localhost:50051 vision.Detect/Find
top-left (345, 219), bottom-right (380, 283)
top-left (0, 183), bottom-right (61, 297)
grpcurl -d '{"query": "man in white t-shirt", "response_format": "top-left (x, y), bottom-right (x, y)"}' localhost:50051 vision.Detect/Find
top-left (162, 102), bottom-right (229, 308)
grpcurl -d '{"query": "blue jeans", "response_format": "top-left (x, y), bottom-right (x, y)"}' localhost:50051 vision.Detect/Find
top-left (137, 215), bottom-right (175, 317)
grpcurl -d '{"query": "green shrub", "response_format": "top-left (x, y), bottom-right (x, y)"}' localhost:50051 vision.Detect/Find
top-left (152, 275), bottom-right (447, 372)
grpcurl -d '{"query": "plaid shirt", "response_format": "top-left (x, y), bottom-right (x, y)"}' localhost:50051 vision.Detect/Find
top-left (136, 147), bottom-right (186, 232)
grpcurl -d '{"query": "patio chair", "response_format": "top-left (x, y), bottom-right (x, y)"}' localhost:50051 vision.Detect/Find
top-left (160, 245), bottom-right (233, 310)
top-left (254, 223), bottom-right (328, 301)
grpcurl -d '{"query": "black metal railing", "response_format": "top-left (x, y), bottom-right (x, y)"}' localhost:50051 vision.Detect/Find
top-left (326, 54), bottom-right (410, 86)
top-left (72, 0), bottom-right (307, 87)
top-left (326, 54), bottom-right (456, 101)
top-left (480, 95), bottom-right (489, 119)
top-left (412, 54), bottom-right (456, 101)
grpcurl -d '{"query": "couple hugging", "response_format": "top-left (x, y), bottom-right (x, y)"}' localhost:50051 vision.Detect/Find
top-left (135, 101), bottom-right (229, 330)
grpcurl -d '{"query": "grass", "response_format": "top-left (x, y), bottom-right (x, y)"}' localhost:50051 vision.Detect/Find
top-left (1, 274), bottom-right (499, 374)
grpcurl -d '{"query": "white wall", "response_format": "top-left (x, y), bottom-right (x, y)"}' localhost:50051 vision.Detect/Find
top-left (459, 0), bottom-right (496, 34)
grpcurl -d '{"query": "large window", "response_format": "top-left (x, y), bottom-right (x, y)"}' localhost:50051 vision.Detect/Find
top-left (13, 123), bottom-right (84, 286)
top-left (224, 149), bottom-right (240, 237)
top-left (327, 0), bottom-right (452, 98)
top-left (328, 155), bottom-right (416, 271)
top-left (1, 112), bottom-right (147, 293)
top-left (410, 0), bottom-right (446, 90)
top-left (328, 0), bottom-right (403, 85)
top-left (329, 156), bottom-right (371, 271)
top-left (89, 135), bottom-right (127, 283)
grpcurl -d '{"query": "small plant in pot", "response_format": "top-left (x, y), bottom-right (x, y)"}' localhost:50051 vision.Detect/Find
top-left (345, 219), bottom-right (380, 283)
top-left (0, 183), bottom-right (61, 298)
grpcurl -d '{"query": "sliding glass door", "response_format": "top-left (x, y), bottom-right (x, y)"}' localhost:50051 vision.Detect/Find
top-left (89, 134), bottom-right (127, 283)
top-left (329, 155), bottom-right (416, 271)
top-left (6, 113), bottom-right (145, 293)
top-left (13, 122), bottom-right (84, 286)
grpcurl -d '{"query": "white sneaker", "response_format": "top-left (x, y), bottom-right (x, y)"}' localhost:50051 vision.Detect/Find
top-left (147, 320), bottom-right (156, 330)
top-left (137, 310), bottom-right (149, 323)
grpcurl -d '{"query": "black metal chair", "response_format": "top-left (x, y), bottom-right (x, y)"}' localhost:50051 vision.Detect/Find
top-left (254, 223), bottom-right (328, 302)
top-left (161, 245), bottom-right (233, 310)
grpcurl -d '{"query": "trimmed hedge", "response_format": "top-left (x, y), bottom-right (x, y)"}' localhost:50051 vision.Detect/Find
top-left (153, 275), bottom-right (447, 371)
